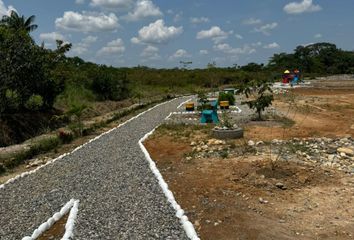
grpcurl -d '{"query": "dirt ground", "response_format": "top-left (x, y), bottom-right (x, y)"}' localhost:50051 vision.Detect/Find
top-left (145, 87), bottom-right (354, 240)
top-left (245, 88), bottom-right (354, 141)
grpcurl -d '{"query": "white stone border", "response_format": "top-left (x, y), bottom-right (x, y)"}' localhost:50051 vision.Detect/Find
top-left (177, 98), bottom-right (193, 109)
top-left (22, 199), bottom-right (80, 240)
top-left (139, 129), bottom-right (200, 240)
top-left (0, 98), bottom-right (179, 190)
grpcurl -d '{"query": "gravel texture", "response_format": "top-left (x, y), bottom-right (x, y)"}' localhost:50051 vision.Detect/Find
top-left (0, 98), bottom-right (190, 240)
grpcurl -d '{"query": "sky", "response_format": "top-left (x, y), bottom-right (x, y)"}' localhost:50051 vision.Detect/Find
top-left (1, 0), bottom-right (354, 68)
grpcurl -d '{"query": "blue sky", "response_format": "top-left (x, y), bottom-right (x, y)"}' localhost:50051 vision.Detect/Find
top-left (1, 0), bottom-right (353, 68)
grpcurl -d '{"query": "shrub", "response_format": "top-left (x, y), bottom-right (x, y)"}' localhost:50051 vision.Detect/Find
top-left (58, 130), bottom-right (74, 144)
top-left (25, 94), bottom-right (44, 110)
top-left (218, 92), bottom-right (235, 105)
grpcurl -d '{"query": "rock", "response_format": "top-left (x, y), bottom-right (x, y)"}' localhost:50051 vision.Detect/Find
top-left (190, 141), bottom-right (197, 146)
top-left (275, 182), bottom-right (287, 190)
top-left (256, 141), bottom-right (264, 146)
top-left (337, 147), bottom-right (354, 156)
top-left (259, 197), bottom-right (268, 204)
top-left (248, 140), bottom-right (255, 146)
top-left (328, 155), bottom-right (335, 162)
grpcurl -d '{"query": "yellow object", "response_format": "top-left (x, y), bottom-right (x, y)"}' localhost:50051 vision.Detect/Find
top-left (185, 102), bottom-right (195, 111)
top-left (284, 70), bottom-right (290, 74)
top-left (220, 101), bottom-right (230, 109)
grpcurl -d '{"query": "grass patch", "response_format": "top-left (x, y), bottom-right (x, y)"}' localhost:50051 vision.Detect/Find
top-left (4, 137), bottom-right (60, 169)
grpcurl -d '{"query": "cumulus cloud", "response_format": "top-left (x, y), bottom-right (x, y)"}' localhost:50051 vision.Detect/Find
top-left (284, 0), bottom-right (322, 14)
top-left (90, 0), bottom-right (134, 9)
top-left (199, 49), bottom-right (208, 55)
top-left (71, 36), bottom-right (98, 55)
top-left (131, 19), bottom-right (183, 44)
top-left (169, 49), bottom-right (191, 60)
top-left (254, 22), bottom-right (278, 35)
top-left (97, 38), bottom-right (125, 56)
top-left (243, 18), bottom-right (262, 25)
top-left (55, 11), bottom-right (119, 32)
top-left (263, 42), bottom-right (280, 49)
top-left (124, 0), bottom-right (162, 21)
top-left (40, 32), bottom-right (65, 42)
top-left (141, 45), bottom-right (161, 60)
top-left (0, 0), bottom-right (16, 17)
top-left (196, 26), bottom-right (229, 43)
top-left (214, 43), bottom-right (256, 56)
top-left (190, 17), bottom-right (209, 24)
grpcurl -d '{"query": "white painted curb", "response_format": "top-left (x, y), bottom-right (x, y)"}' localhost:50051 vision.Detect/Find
top-left (22, 199), bottom-right (80, 240)
top-left (0, 98), bottom-right (179, 190)
top-left (139, 130), bottom-right (200, 240)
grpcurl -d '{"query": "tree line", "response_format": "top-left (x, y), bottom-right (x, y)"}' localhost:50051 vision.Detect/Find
top-left (1, 11), bottom-right (354, 118)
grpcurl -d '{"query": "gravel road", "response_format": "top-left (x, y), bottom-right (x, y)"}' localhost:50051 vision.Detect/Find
top-left (0, 98), bottom-right (190, 240)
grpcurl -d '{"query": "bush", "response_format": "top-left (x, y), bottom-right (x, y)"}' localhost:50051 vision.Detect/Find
top-left (25, 94), bottom-right (44, 110)
top-left (58, 130), bottom-right (74, 143)
top-left (218, 92), bottom-right (235, 105)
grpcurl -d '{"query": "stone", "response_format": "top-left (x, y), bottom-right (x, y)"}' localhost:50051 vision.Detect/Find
top-left (248, 140), bottom-right (255, 146)
top-left (256, 141), bottom-right (264, 146)
top-left (190, 141), bottom-right (197, 146)
top-left (275, 182), bottom-right (287, 190)
top-left (259, 197), bottom-right (268, 204)
top-left (328, 155), bottom-right (335, 162)
top-left (337, 147), bottom-right (354, 156)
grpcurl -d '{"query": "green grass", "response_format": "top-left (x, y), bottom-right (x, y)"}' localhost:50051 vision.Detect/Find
top-left (4, 136), bottom-right (61, 169)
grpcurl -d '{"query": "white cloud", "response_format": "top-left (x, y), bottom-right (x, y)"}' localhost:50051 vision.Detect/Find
top-left (55, 11), bottom-right (119, 32)
top-left (141, 45), bottom-right (161, 60)
top-left (263, 42), bottom-right (280, 49)
top-left (90, 0), bottom-right (134, 9)
top-left (124, 0), bottom-right (162, 21)
top-left (284, 0), bottom-right (322, 14)
top-left (75, 0), bottom-right (85, 4)
top-left (173, 12), bottom-right (183, 23)
top-left (235, 34), bottom-right (243, 40)
top-left (97, 38), bottom-right (125, 56)
top-left (39, 32), bottom-right (65, 42)
top-left (314, 33), bottom-right (322, 38)
top-left (199, 49), bottom-right (208, 55)
top-left (190, 17), bottom-right (209, 24)
top-left (196, 26), bottom-right (229, 43)
top-left (72, 36), bottom-right (98, 55)
top-left (169, 49), bottom-right (191, 60)
top-left (214, 43), bottom-right (256, 56)
top-left (131, 19), bottom-right (183, 44)
top-left (254, 22), bottom-right (278, 35)
top-left (0, 0), bottom-right (16, 17)
top-left (243, 18), bottom-right (262, 25)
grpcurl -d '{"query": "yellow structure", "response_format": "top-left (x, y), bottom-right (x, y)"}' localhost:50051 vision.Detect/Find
top-left (185, 102), bottom-right (195, 111)
top-left (219, 101), bottom-right (230, 109)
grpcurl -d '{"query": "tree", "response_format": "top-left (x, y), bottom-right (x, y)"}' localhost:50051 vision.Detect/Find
top-left (241, 80), bottom-right (274, 120)
top-left (1, 10), bottom-right (38, 32)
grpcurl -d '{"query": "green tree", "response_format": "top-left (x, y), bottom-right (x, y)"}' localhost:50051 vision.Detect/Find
top-left (241, 80), bottom-right (274, 120)
top-left (0, 10), bottom-right (38, 32)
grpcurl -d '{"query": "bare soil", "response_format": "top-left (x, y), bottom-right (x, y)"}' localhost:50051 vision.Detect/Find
top-left (245, 88), bottom-right (354, 141)
top-left (37, 213), bottom-right (69, 240)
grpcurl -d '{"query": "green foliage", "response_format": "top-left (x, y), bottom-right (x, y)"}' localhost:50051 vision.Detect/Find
top-left (91, 66), bottom-right (130, 101)
top-left (267, 42), bottom-right (354, 74)
top-left (4, 136), bottom-right (60, 169)
top-left (241, 80), bottom-right (274, 120)
top-left (58, 130), bottom-right (74, 144)
top-left (0, 10), bottom-right (38, 32)
top-left (218, 92), bottom-right (235, 105)
top-left (25, 95), bottom-right (44, 110)
top-left (219, 111), bottom-right (233, 129)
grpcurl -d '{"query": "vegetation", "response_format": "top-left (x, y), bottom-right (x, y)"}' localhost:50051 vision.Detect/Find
top-left (241, 79), bottom-right (274, 120)
top-left (1, 10), bottom-right (354, 147)
top-left (218, 92), bottom-right (235, 105)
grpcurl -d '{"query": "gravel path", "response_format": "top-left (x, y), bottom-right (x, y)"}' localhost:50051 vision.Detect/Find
top-left (0, 98), bottom-right (190, 240)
